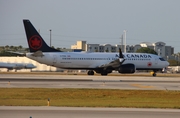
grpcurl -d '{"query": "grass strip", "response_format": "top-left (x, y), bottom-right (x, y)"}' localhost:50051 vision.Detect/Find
top-left (0, 88), bottom-right (180, 109)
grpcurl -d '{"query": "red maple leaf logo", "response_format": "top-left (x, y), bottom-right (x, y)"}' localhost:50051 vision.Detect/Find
top-left (31, 38), bottom-right (41, 47)
top-left (147, 62), bottom-right (152, 67)
top-left (29, 35), bottom-right (42, 50)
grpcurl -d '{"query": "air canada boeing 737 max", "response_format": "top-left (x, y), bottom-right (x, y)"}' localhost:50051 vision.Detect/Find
top-left (23, 20), bottom-right (169, 76)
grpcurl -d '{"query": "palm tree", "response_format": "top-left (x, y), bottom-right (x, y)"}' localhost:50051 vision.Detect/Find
top-left (10, 46), bottom-right (14, 50)
top-left (13, 47), bottom-right (18, 51)
top-left (5, 45), bottom-right (9, 50)
top-left (18, 45), bottom-right (22, 50)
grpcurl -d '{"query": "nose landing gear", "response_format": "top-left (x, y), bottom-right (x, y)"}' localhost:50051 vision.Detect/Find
top-left (152, 72), bottom-right (156, 77)
top-left (152, 70), bottom-right (157, 77)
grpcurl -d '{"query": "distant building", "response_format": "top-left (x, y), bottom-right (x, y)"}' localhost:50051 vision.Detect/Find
top-left (138, 42), bottom-right (174, 59)
top-left (71, 41), bottom-right (86, 51)
top-left (71, 41), bottom-right (174, 59)
top-left (60, 48), bottom-right (83, 52)
top-left (86, 44), bottom-right (99, 52)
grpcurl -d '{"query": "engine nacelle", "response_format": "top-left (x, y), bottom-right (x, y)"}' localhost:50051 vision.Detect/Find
top-left (118, 64), bottom-right (136, 74)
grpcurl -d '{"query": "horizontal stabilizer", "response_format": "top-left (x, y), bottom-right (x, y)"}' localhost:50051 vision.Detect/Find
top-left (31, 51), bottom-right (44, 57)
top-left (7, 51), bottom-right (26, 56)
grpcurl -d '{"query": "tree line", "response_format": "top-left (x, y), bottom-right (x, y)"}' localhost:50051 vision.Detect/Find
top-left (0, 45), bottom-right (29, 56)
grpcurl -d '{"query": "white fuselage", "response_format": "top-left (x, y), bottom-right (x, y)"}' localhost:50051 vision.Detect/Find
top-left (26, 52), bottom-right (169, 70)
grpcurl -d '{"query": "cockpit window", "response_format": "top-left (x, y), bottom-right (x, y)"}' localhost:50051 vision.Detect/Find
top-left (159, 58), bottom-right (165, 61)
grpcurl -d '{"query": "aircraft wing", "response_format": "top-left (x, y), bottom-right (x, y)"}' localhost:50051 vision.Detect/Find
top-left (98, 48), bottom-right (125, 69)
top-left (7, 51), bottom-right (26, 56)
top-left (8, 50), bottom-right (44, 57)
top-left (98, 58), bottom-right (125, 69)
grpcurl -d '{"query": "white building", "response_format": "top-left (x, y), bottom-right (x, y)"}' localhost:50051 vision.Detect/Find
top-left (71, 41), bottom-right (86, 51)
top-left (86, 44), bottom-right (99, 52)
top-left (139, 42), bottom-right (174, 59)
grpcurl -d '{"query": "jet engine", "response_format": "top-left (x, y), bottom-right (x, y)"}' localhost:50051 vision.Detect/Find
top-left (118, 64), bottom-right (136, 73)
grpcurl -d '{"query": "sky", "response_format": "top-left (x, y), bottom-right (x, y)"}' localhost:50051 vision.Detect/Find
top-left (0, 0), bottom-right (180, 53)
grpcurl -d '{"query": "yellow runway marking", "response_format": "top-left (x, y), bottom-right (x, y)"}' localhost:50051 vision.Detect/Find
top-left (131, 84), bottom-right (154, 88)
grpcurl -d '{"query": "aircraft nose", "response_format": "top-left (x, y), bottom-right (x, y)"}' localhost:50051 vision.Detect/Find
top-left (166, 61), bottom-right (169, 66)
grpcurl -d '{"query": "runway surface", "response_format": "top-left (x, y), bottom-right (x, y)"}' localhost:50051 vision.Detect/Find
top-left (1, 106), bottom-right (180, 118)
top-left (0, 74), bottom-right (180, 118)
top-left (0, 74), bottom-right (180, 90)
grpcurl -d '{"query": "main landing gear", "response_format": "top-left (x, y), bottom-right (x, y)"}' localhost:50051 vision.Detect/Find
top-left (87, 70), bottom-right (94, 75)
top-left (100, 70), bottom-right (108, 76)
top-left (87, 70), bottom-right (108, 76)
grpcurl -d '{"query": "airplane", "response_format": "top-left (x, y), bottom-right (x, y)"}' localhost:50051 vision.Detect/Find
top-left (0, 62), bottom-right (36, 72)
top-left (23, 19), bottom-right (169, 76)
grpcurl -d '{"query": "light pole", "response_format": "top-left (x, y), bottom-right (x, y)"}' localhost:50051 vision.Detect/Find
top-left (49, 29), bottom-right (52, 72)
top-left (178, 55), bottom-right (179, 66)
top-left (175, 55), bottom-right (178, 66)
top-left (123, 30), bottom-right (127, 53)
top-left (49, 29), bottom-right (52, 47)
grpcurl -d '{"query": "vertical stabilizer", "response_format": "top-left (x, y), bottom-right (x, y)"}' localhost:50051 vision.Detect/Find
top-left (23, 19), bottom-right (60, 52)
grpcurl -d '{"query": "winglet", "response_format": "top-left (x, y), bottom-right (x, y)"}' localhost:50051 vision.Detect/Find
top-left (119, 48), bottom-right (125, 63)
top-left (119, 48), bottom-right (123, 58)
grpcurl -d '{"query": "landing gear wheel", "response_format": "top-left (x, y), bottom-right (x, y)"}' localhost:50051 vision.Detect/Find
top-left (152, 73), bottom-right (156, 77)
top-left (152, 72), bottom-right (156, 77)
top-left (87, 70), bottom-right (94, 75)
top-left (101, 71), bottom-right (108, 76)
